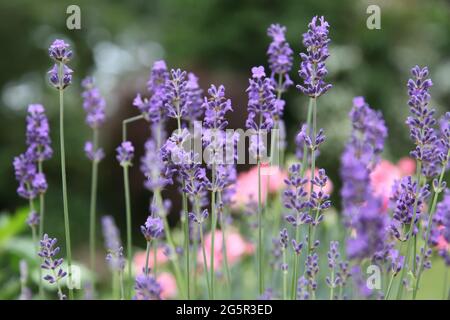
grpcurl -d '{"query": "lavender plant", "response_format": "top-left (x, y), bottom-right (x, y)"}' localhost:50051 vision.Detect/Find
top-left (48, 39), bottom-right (74, 299)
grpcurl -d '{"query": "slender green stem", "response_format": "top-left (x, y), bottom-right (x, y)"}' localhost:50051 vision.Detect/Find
top-left (89, 128), bottom-right (99, 284)
top-left (257, 160), bottom-right (264, 295)
top-left (37, 161), bottom-right (44, 298)
top-left (122, 165), bottom-right (132, 298)
top-left (58, 61), bottom-right (73, 300)
top-left (144, 240), bottom-right (151, 276)
top-left (219, 193), bottom-right (232, 296)
top-left (413, 151), bottom-right (449, 299)
top-left (154, 190), bottom-right (186, 297)
top-left (122, 115), bottom-right (144, 141)
top-left (119, 271), bottom-right (125, 300)
top-left (443, 267), bottom-right (449, 300)
top-left (329, 270), bottom-right (335, 300)
top-left (396, 161), bottom-right (422, 300)
top-left (282, 249), bottom-right (287, 300)
top-left (307, 98), bottom-right (317, 254)
top-left (182, 185), bottom-right (190, 299)
top-left (385, 273), bottom-right (395, 300)
top-left (210, 169), bottom-right (217, 299)
top-left (200, 223), bottom-right (212, 298)
top-left (290, 98), bottom-right (314, 297)
top-left (153, 239), bottom-right (158, 276)
top-left (112, 272), bottom-right (119, 299)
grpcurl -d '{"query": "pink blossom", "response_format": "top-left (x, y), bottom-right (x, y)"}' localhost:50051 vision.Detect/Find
top-left (198, 230), bottom-right (254, 270)
top-left (370, 158), bottom-right (416, 212)
top-left (158, 272), bottom-right (177, 299)
top-left (231, 164), bottom-right (287, 208)
top-left (133, 247), bottom-right (168, 274)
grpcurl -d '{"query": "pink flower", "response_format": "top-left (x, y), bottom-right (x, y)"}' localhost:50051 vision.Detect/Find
top-left (397, 157), bottom-right (416, 176)
top-left (133, 247), bottom-right (168, 274)
top-left (198, 230), bottom-right (254, 270)
top-left (232, 164), bottom-right (287, 208)
top-left (157, 272), bottom-right (177, 299)
top-left (370, 158), bottom-right (416, 212)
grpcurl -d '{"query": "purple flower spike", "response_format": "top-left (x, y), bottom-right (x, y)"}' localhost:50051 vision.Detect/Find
top-left (297, 16), bottom-right (332, 98)
top-left (38, 234), bottom-right (67, 299)
top-left (48, 39), bottom-right (72, 62)
top-left (81, 77), bottom-right (106, 129)
top-left (267, 24), bottom-right (293, 92)
top-left (165, 69), bottom-right (188, 120)
top-left (116, 141), bottom-right (134, 166)
top-left (101, 216), bottom-right (125, 271)
top-left (26, 210), bottom-right (40, 228)
top-left (406, 66), bottom-right (440, 178)
top-left (141, 216), bottom-right (164, 241)
top-left (13, 151), bottom-right (47, 199)
top-left (26, 104), bottom-right (53, 162)
top-left (346, 196), bottom-right (387, 260)
top-left (134, 274), bottom-right (162, 300)
top-left (185, 72), bottom-right (204, 122)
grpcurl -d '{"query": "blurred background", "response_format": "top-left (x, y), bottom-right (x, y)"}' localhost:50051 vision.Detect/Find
top-left (1, 0), bottom-right (449, 298)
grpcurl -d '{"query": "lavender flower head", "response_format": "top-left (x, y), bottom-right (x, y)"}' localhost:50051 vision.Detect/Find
top-left (406, 66), bottom-right (439, 178)
top-left (141, 138), bottom-right (172, 191)
top-left (390, 176), bottom-right (430, 240)
top-left (116, 141), bottom-right (134, 167)
top-left (26, 210), bottom-right (40, 228)
top-left (246, 66), bottom-right (276, 160)
top-left (346, 196), bottom-right (387, 260)
top-left (101, 216), bottom-right (125, 271)
top-left (26, 104), bottom-right (53, 161)
top-left (38, 234), bottom-right (67, 299)
top-left (283, 163), bottom-right (312, 226)
top-left (267, 24), bottom-right (293, 92)
top-left (203, 84), bottom-right (232, 130)
top-left (81, 77), bottom-right (106, 129)
top-left (141, 216), bottom-right (164, 241)
top-left (13, 151), bottom-right (47, 199)
top-left (134, 274), bottom-right (162, 300)
top-left (297, 16), bottom-right (332, 98)
top-left (185, 72), bottom-right (204, 122)
top-left (165, 69), bottom-right (189, 120)
top-left (48, 39), bottom-right (72, 62)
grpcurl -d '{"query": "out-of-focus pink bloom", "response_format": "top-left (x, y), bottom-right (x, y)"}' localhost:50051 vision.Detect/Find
top-left (199, 230), bottom-right (254, 270)
top-left (304, 168), bottom-right (333, 195)
top-left (397, 157), bottom-right (416, 176)
top-left (158, 272), bottom-right (177, 299)
top-left (232, 164), bottom-right (287, 208)
top-left (133, 247), bottom-right (168, 274)
top-left (370, 158), bottom-right (416, 212)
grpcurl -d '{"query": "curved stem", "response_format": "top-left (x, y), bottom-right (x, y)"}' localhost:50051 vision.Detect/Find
top-left (385, 273), bottom-right (395, 300)
top-left (58, 61), bottom-right (73, 299)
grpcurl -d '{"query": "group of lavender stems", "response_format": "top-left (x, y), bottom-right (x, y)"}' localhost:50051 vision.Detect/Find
top-left (12, 14), bottom-right (450, 300)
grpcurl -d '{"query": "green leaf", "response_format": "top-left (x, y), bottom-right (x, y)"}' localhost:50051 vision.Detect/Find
top-left (0, 207), bottom-right (28, 249)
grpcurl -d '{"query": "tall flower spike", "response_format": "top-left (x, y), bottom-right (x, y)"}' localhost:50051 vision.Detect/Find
top-left (141, 138), bottom-right (172, 191)
top-left (13, 151), bottom-right (46, 199)
top-left (26, 104), bottom-right (53, 162)
top-left (297, 16), bottom-right (332, 98)
top-left (346, 196), bottom-right (387, 260)
top-left (48, 64), bottom-right (73, 90)
top-left (101, 216), bottom-right (125, 271)
top-left (38, 234), bottom-right (67, 300)
top-left (406, 66), bottom-right (438, 178)
top-left (81, 77), bottom-right (106, 129)
top-left (267, 24), bottom-right (293, 92)
top-left (165, 69), bottom-right (188, 120)
top-left (185, 73), bottom-right (204, 123)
